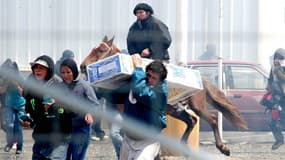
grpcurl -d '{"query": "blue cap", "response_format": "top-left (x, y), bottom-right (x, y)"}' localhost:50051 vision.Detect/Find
top-left (62, 50), bottom-right (74, 59)
top-left (43, 96), bottom-right (53, 105)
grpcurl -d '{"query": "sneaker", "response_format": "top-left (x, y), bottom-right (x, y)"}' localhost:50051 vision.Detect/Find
top-left (16, 149), bottom-right (22, 154)
top-left (12, 143), bottom-right (17, 150)
top-left (272, 141), bottom-right (284, 150)
top-left (91, 136), bottom-right (100, 141)
top-left (100, 135), bottom-right (109, 141)
top-left (4, 145), bottom-right (12, 152)
top-left (91, 135), bottom-right (109, 141)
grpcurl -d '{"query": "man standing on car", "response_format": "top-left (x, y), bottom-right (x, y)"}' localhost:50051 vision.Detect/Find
top-left (266, 48), bottom-right (285, 150)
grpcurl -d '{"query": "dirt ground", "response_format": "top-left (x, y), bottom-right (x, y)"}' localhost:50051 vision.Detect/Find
top-left (162, 131), bottom-right (285, 160)
top-left (197, 131), bottom-right (285, 160)
top-left (0, 130), bottom-right (285, 160)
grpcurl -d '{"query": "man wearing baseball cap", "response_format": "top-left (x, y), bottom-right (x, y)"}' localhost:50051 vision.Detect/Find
top-left (24, 55), bottom-right (72, 159)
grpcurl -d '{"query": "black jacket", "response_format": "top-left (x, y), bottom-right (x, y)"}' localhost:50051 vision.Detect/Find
top-left (127, 15), bottom-right (172, 60)
top-left (24, 55), bottom-right (72, 144)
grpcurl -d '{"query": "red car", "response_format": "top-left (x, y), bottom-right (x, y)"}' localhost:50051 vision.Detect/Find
top-left (188, 60), bottom-right (269, 131)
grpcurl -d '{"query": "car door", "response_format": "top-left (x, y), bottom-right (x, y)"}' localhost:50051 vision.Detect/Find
top-left (225, 64), bottom-right (269, 131)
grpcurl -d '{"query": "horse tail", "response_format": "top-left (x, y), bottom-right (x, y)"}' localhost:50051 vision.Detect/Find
top-left (202, 77), bottom-right (249, 130)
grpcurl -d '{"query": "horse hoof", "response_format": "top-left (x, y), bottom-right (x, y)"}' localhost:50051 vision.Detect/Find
top-left (217, 144), bottom-right (230, 156)
top-left (222, 149), bottom-right (230, 156)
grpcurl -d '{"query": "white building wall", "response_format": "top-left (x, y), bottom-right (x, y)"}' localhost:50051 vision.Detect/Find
top-left (1, 0), bottom-right (261, 70)
top-left (258, 0), bottom-right (285, 70)
top-left (0, 0), bottom-right (178, 69)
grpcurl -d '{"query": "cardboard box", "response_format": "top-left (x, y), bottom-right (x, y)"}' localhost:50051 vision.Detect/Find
top-left (86, 54), bottom-right (133, 89)
top-left (166, 64), bottom-right (203, 104)
top-left (86, 54), bottom-right (203, 104)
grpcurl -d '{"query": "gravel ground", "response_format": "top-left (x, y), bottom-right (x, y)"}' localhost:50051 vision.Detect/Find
top-left (198, 131), bottom-right (285, 160)
top-left (0, 130), bottom-right (285, 160)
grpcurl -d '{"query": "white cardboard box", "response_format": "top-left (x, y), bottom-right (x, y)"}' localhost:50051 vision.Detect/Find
top-left (86, 54), bottom-right (133, 89)
top-left (166, 64), bottom-right (203, 105)
top-left (86, 53), bottom-right (203, 105)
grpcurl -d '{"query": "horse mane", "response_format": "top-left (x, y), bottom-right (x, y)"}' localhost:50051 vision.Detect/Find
top-left (80, 35), bottom-right (121, 73)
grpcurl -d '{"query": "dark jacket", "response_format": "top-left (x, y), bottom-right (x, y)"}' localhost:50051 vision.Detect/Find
top-left (24, 55), bottom-right (72, 144)
top-left (127, 15), bottom-right (172, 60)
top-left (124, 68), bottom-right (168, 131)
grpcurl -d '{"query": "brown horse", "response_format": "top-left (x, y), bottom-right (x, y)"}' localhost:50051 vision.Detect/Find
top-left (80, 36), bottom-right (249, 156)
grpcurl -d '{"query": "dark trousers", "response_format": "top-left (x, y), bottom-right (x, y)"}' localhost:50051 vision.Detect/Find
top-left (267, 109), bottom-right (285, 142)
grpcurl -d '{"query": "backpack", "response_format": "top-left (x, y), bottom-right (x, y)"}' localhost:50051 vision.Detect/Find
top-left (260, 91), bottom-right (275, 109)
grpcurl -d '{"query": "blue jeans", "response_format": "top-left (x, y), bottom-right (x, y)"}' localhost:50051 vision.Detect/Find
top-left (32, 141), bottom-right (69, 160)
top-left (66, 125), bottom-right (91, 160)
top-left (108, 102), bottom-right (123, 160)
top-left (50, 143), bottom-right (69, 160)
top-left (92, 119), bottom-right (105, 138)
top-left (2, 107), bottom-right (23, 150)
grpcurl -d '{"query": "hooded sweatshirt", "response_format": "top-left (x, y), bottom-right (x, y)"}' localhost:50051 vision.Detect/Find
top-left (60, 59), bottom-right (99, 132)
top-left (24, 55), bottom-right (72, 144)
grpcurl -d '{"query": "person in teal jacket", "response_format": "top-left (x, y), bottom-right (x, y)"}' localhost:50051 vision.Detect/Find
top-left (0, 59), bottom-right (30, 154)
top-left (120, 54), bottom-right (168, 160)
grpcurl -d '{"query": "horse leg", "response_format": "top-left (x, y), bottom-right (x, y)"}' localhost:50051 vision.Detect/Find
top-left (165, 104), bottom-right (198, 142)
top-left (188, 91), bottom-right (230, 156)
top-left (200, 111), bottom-right (230, 156)
top-left (180, 111), bottom-right (197, 142)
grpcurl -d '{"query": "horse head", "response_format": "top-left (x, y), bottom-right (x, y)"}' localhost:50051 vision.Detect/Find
top-left (80, 35), bottom-right (121, 75)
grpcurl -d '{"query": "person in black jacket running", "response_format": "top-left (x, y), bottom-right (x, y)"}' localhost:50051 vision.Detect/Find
top-left (24, 55), bottom-right (72, 160)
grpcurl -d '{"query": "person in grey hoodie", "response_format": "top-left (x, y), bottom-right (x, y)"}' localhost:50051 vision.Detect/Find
top-left (59, 58), bottom-right (99, 160)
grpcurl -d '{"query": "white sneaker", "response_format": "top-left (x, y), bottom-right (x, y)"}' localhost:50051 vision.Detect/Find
top-left (12, 143), bottom-right (17, 150)
top-left (91, 135), bottom-right (109, 141)
top-left (91, 136), bottom-right (100, 141)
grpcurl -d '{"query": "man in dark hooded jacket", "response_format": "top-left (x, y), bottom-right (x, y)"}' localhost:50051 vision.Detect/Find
top-left (127, 3), bottom-right (172, 61)
top-left (266, 48), bottom-right (285, 150)
top-left (24, 55), bottom-right (72, 159)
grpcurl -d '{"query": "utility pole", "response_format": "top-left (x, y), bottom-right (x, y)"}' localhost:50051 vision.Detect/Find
top-left (175, 0), bottom-right (188, 65)
top-left (218, 0), bottom-right (224, 140)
